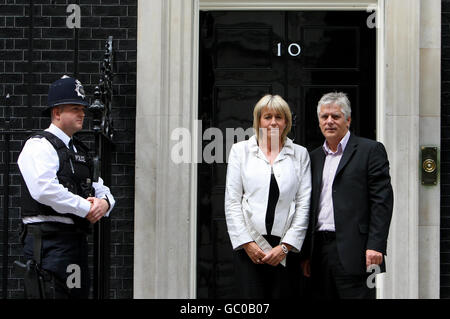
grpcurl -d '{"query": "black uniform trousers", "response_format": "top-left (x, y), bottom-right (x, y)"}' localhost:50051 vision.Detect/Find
top-left (310, 231), bottom-right (375, 299)
top-left (23, 224), bottom-right (90, 299)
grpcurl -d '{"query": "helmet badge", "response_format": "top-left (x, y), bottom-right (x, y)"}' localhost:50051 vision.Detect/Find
top-left (75, 79), bottom-right (86, 99)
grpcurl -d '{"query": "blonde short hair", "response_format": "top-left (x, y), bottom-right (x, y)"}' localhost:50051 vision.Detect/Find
top-left (253, 94), bottom-right (292, 145)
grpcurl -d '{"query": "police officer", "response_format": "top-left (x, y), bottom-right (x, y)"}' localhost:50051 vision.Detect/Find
top-left (17, 75), bottom-right (115, 298)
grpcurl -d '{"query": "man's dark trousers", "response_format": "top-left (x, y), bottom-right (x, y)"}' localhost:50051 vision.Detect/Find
top-left (23, 226), bottom-right (90, 299)
top-left (310, 231), bottom-right (375, 299)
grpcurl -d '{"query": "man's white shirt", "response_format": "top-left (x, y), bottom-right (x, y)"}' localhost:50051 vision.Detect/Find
top-left (17, 124), bottom-right (115, 224)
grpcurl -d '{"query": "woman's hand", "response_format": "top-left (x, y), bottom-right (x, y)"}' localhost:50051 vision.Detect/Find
top-left (261, 244), bottom-right (289, 266)
top-left (243, 242), bottom-right (266, 264)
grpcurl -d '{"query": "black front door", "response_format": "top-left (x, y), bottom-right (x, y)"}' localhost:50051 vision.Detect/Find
top-left (197, 10), bottom-right (376, 298)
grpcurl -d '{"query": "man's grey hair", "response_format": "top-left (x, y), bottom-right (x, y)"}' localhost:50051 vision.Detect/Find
top-left (316, 92), bottom-right (352, 120)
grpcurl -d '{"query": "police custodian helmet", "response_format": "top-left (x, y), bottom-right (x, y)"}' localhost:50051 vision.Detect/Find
top-left (43, 75), bottom-right (90, 116)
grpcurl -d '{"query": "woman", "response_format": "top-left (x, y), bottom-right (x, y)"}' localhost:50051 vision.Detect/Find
top-left (224, 94), bottom-right (311, 298)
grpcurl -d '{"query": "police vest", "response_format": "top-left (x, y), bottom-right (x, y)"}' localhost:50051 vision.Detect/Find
top-left (20, 131), bottom-right (95, 232)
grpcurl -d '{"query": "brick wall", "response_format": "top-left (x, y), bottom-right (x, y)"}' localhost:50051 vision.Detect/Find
top-left (0, 0), bottom-right (136, 298)
top-left (442, 0), bottom-right (450, 300)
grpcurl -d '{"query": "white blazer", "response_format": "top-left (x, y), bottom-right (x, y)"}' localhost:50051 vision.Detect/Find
top-left (224, 135), bottom-right (311, 253)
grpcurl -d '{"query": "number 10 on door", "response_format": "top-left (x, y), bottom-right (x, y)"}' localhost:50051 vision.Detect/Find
top-left (276, 42), bottom-right (302, 57)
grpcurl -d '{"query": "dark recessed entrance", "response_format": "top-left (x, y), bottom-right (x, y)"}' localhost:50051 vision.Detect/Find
top-left (197, 10), bottom-right (376, 298)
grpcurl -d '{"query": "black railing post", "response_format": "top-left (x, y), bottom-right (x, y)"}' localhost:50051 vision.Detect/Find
top-left (73, 0), bottom-right (80, 77)
top-left (26, 0), bottom-right (34, 129)
top-left (2, 94), bottom-right (11, 299)
top-left (88, 36), bottom-right (114, 299)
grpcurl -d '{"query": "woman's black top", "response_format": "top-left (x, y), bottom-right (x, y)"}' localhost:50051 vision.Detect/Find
top-left (265, 167), bottom-right (280, 236)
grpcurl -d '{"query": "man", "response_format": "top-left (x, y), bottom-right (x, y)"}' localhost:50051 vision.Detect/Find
top-left (17, 75), bottom-right (115, 298)
top-left (300, 92), bottom-right (393, 299)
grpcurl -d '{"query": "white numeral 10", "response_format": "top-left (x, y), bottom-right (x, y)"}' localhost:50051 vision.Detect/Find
top-left (277, 42), bottom-right (301, 57)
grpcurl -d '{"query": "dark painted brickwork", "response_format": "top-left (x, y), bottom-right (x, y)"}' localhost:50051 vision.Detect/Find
top-left (443, 0), bottom-right (450, 299)
top-left (0, 0), bottom-right (136, 298)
